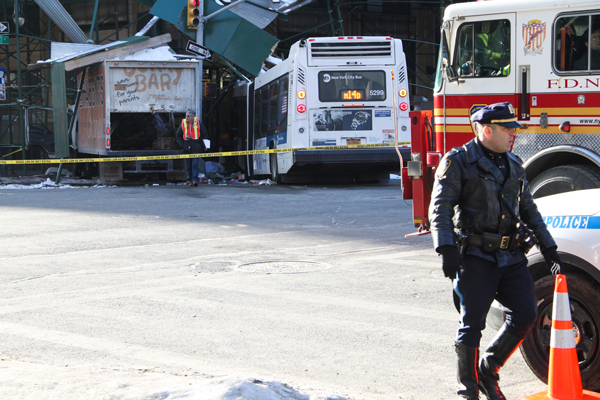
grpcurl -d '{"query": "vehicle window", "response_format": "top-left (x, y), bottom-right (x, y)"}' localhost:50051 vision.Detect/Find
top-left (254, 76), bottom-right (289, 138)
top-left (453, 19), bottom-right (511, 78)
top-left (261, 101), bottom-right (268, 134)
top-left (318, 71), bottom-right (386, 102)
top-left (261, 86), bottom-right (269, 102)
top-left (278, 76), bottom-right (288, 129)
top-left (269, 87), bottom-right (278, 128)
top-left (434, 27), bottom-right (450, 92)
top-left (254, 87), bottom-right (270, 138)
top-left (269, 81), bottom-right (278, 99)
top-left (253, 92), bottom-right (262, 138)
top-left (556, 14), bottom-right (600, 72)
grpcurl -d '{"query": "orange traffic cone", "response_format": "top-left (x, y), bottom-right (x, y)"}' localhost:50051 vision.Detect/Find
top-left (523, 274), bottom-right (600, 399)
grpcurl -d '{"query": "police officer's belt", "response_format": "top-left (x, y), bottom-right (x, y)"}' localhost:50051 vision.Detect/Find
top-left (466, 232), bottom-right (513, 252)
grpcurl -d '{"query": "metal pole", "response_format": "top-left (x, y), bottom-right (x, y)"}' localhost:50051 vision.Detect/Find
top-left (135, 16), bottom-right (159, 36)
top-left (334, 0), bottom-right (344, 36)
top-left (15, 0), bottom-right (26, 175)
top-left (197, 0), bottom-right (204, 119)
top-left (115, 0), bottom-right (119, 40)
top-left (46, 14), bottom-right (51, 108)
top-left (4, 0), bottom-right (12, 156)
top-left (326, 0), bottom-right (336, 36)
top-left (202, 0), bottom-right (247, 21)
top-left (89, 0), bottom-right (100, 42)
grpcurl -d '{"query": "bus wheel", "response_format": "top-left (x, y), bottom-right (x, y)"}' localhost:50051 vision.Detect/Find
top-left (270, 152), bottom-right (281, 183)
top-left (529, 165), bottom-right (600, 199)
top-left (520, 272), bottom-right (600, 391)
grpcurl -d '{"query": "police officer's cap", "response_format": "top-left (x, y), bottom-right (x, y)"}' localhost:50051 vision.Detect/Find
top-left (186, 109), bottom-right (196, 117)
top-left (470, 102), bottom-right (523, 128)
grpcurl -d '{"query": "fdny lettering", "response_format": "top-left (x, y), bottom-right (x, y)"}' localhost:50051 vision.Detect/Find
top-left (548, 78), bottom-right (600, 89)
top-left (543, 216), bottom-right (600, 229)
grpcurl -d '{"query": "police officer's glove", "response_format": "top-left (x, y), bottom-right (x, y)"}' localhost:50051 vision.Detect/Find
top-left (542, 246), bottom-right (563, 275)
top-left (439, 245), bottom-right (462, 279)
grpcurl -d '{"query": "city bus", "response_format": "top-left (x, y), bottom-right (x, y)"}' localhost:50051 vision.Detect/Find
top-left (233, 36), bottom-right (412, 182)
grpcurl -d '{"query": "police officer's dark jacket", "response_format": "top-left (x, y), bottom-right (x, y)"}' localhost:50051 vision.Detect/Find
top-left (429, 137), bottom-right (556, 267)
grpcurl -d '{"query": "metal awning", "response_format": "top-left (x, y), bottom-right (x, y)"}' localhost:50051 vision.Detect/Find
top-left (27, 34), bottom-right (172, 71)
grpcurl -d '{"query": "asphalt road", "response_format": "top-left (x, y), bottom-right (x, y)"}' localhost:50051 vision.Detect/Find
top-left (0, 181), bottom-right (547, 399)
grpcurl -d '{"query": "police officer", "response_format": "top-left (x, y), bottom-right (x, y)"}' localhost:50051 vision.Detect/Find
top-left (428, 102), bottom-right (564, 400)
top-left (176, 109), bottom-right (207, 186)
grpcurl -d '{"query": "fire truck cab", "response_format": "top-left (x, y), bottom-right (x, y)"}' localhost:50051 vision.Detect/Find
top-left (434, 0), bottom-right (600, 200)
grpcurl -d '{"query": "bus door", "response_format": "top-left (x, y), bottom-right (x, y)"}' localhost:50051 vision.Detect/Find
top-left (440, 13), bottom-right (517, 151)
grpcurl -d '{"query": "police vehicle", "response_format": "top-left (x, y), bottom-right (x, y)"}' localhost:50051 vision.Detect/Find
top-left (488, 188), bottom-right (600, 389)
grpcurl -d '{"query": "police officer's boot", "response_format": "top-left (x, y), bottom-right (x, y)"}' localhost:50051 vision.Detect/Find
top-left (478, 326), bottom-right (522, 400)
top-left (456, 342), bottom-right (480, 399)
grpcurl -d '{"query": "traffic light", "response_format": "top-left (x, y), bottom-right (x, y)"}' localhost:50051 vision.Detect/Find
top-left (187, 0), bottom-right (201, 29)
top-left (203, 80), bottom-right (217, 99)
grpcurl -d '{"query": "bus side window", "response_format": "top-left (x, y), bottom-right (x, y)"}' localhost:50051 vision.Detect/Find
top-left (278, 76), bottom-right (288, 130)
top-left (269, 82), bottom-right (279, 131)
top-left (254, 92), bottom-right (261, 138)
top-left (259, 87), bottom-right (268, 137)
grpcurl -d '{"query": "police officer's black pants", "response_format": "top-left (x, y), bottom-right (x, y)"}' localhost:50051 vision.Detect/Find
top-left (454, 255), bottom-right (537, 348)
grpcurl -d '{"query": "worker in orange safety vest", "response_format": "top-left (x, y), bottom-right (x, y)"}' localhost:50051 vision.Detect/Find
top-left (176, 109), bottom-right (207, 186)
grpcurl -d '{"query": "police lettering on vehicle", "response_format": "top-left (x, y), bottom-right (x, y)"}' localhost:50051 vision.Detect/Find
top-left (543, 216), bottom-right (600, 229)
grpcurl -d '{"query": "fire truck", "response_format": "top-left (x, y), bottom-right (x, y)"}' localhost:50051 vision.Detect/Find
top-left (401, 0), bottom-right (600, 390)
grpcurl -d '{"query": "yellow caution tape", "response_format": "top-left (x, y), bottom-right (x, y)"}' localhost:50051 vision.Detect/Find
top-left (0, 142), bottom-right (410, 165)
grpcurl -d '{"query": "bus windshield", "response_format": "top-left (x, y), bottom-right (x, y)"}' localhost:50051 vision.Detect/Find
top-left (318, 71), bottom-right (386, 102)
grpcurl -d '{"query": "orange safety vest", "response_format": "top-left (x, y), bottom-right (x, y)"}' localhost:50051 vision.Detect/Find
top-left (182, 117), bottom-right (201, 140)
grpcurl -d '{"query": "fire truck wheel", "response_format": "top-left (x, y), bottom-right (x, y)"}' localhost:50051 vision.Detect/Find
top-left (520, 272), bottom-right (600, 391)
top-left (529, 165), bottom-right (600, 199)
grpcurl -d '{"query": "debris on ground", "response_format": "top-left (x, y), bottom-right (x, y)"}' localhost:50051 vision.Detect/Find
top-left (0, 177), bottom-right (101, 189)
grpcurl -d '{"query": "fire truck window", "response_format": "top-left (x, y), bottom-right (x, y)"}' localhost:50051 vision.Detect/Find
top-left (454, 20), bottom-right (511, 78)
top-left (455, 24), bottom-right (474, 77)
top-left (592, 15), bottom-right (600, 70)
top-left (555, 15), bottom-right (589, 72)
top-left (434, 30), bottom-right (449, 92)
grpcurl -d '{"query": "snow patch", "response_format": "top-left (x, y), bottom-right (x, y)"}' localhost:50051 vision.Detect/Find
top-left (178, 377), bottom-right (347, 400)
top-left (115, 45), bottom-right (180, 61)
